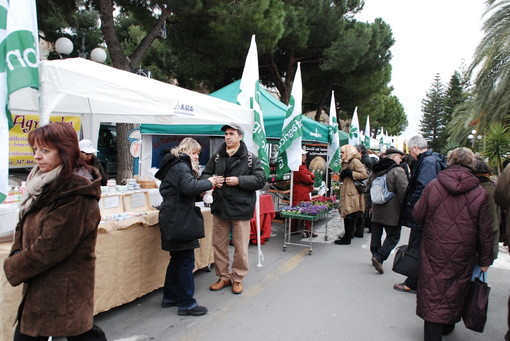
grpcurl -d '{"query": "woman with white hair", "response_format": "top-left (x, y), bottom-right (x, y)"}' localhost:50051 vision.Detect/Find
top-left (413, 147), bottom-right (493, 340)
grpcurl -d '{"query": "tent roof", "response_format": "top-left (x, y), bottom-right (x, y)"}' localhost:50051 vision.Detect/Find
top-left (209, 80), bottom-right (348, 145)
top-left (10, 58), bottom-right (254, 149)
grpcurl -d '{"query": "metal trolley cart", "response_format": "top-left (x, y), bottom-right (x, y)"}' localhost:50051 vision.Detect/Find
top-left (281, 210), bottom-right (329, 255)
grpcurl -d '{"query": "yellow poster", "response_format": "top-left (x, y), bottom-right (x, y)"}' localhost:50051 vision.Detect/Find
top-left (9, 114), bottom-right (81, 168)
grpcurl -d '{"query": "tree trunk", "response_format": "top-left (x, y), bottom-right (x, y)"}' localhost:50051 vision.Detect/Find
top-left (93, 0), bottom-right (169, 182)
top-left (115, 123), bottom-right (134, 183)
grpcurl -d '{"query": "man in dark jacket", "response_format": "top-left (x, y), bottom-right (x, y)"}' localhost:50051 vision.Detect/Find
top-left (394, 135), bottom-right (446, 293)
top-left (201, 123), bottom-right (266, 295)
top-left (367, 148), bottom-right (408, 274)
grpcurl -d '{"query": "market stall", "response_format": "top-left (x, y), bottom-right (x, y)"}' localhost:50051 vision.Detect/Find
top-left (0, 199), bottom-right (214, 341)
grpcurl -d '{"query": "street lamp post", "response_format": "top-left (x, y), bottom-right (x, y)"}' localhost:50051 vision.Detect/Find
top-left (54, 36), bottom-right (107, 63)
top-left (467, 129), bottom-right (482, 150)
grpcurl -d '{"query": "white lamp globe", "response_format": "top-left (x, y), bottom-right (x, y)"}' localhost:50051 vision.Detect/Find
top-left (468, 134), bottom-right (474, 140)
top-left (90, 47), bottom-right (107, 63)
top-left (471, 129), bottom-right (477, 135)
top-left (55, 37), bottom-right (73, 55)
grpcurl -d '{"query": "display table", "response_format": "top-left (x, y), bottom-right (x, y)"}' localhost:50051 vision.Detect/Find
top-left (0, 207), bottom-right (214, 341)
top-left (249, 194), bottom-right (275, 245)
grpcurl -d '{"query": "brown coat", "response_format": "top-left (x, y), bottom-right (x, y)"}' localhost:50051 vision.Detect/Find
top-left (339, 153), bottom-right (368, 218)
top-left (413, 166), bottom-right (493, 324)
top-left (494, 164), bottom-right (510, 247)
top-left (3, 169), bottom-right (101, 337)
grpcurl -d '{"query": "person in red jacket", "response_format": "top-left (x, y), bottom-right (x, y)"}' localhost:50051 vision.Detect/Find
top-left (292, 148), bottom-right (316, 237)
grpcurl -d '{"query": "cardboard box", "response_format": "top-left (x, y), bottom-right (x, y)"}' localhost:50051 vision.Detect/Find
top-left (122, 191), bottom-right (151, 212)
top-left (99, 194), bottom-right (124, 217)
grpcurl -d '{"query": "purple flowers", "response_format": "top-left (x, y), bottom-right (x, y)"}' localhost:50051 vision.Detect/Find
top-left (280, 201), bottom-right (330, 217)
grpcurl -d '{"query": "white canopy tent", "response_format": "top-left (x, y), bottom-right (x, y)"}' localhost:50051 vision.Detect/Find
top-left (10, 58), bottom-right (254, 176)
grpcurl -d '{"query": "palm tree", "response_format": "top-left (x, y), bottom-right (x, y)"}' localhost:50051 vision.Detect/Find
top-left (468, 0), bottom-right (510, 130)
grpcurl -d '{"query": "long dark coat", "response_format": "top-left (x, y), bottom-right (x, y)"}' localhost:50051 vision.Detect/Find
top-left (3, 169), bottom-right (101, 337)
top-left (201, 141), bottom-right (266, 220)
top-left (156, 153), bottom-right (212, 252)
top-left (413, 165), bottom-right (493, 324)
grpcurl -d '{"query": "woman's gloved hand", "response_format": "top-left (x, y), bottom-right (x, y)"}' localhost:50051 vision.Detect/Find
top-left (339, 168), bottom-right (352, 180)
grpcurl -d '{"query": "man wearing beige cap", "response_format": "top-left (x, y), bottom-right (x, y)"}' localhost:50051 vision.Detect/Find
top-left (201, 123), bottom-right (265, 294)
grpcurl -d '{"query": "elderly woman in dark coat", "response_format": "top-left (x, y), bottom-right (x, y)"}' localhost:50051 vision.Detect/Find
top-left (155, 138), bottom-right (217, 316)
top-left (3, 122), bottom-right (106, 340)
top-left (413, 147), bottom-right (493, 341)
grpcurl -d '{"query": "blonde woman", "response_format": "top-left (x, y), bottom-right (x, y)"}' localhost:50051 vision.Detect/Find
top-left (335, 144), bottom-right (368, 245)
top-left (155, 137), bottom-right (217, 316)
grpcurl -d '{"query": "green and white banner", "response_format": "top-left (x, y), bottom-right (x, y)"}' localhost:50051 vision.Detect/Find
top-left (276, 63), bottom-right (303, 178)
top-left (0, 0), bottom-right (39, 203)
top-left (237, 35), bottom-right (269, 177)
top-left (348, 106), bottom-right (359, 146)
top-left (327, 91), bottom-right (341, 172)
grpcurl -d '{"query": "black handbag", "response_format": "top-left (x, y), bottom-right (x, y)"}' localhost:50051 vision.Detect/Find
top-left (165, 185), bottom-right (205, 241)
top-left (462, 271), bottom-right (490, 333)
top-left (354, 179), bottom-right (367, 194)
top-left (392, 244), bottom-right (420, 278)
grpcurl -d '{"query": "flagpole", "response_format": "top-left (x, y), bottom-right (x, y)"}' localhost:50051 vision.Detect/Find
top-left (255, 190), bottom-right (263, 267)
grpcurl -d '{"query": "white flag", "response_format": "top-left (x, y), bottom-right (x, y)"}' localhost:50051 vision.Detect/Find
top-left (327, 91), bottom-right (341, 172)
top-left (237, 35), bottom-right (269, 177)
top-left (348, 107), bottom-right (360, 146)
top-left (276, 63), bottom-right (304, 178)
top-left (364, 116), bottom-right (371, 149)
top-left (0, 0), bottom-right (40, 203)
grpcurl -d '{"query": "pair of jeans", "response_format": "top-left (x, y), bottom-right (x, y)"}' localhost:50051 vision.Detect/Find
top-left (404, 228), bottom-right (422, 290)
top-left (370, 223), bottom-right (401, 262)
top-left (14, 323), bottom-right (106, 341)
top-left (163, 249), bottom-right (197, 310)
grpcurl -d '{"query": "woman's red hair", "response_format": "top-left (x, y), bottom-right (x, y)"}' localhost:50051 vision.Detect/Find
top-left (28, 122), bottom-right (88, 178)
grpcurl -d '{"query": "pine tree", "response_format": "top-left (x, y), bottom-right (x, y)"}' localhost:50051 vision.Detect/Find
top-left (420, 74), bottom-right (446, 151)
top-left (442, 71), bottom-right (467, 145)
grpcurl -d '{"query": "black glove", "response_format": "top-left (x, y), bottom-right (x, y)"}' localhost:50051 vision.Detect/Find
top-left (339, 168), bottom-right (352, 180)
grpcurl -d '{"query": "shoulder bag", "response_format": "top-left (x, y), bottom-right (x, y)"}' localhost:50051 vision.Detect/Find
top-left (392, 244), bottom-right (420, 278)
top-left (165, 184), bottom-right (205, 241)
top-left (462, 271), bottom-right (490, 333)
top-left (354, 179), bottom-right (367, 194)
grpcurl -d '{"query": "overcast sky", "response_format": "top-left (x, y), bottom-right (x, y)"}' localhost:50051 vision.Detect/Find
top-left (355, 0), bottom-right (487, 138)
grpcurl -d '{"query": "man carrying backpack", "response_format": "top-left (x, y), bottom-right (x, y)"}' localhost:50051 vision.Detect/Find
top-left (366, 148), bottom-right (408, 274)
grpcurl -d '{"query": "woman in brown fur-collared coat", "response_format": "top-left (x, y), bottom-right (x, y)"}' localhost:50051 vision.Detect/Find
top-left (335, 144), bottom-right (368, 245)
top-left (3, 123), bottom-right (106, 340)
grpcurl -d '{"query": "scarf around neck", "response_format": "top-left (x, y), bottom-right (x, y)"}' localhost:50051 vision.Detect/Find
top-left (19, 164), bottom-right (63, 218)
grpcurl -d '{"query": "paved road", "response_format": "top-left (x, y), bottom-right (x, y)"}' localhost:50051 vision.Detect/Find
top-left (93, 210), bottom-right (509, 341)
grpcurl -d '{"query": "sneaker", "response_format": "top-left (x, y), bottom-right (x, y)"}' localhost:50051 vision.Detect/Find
top-left (393, 282), bottom-right (416, 294)
top-left (371, 257), bottom-right (384, 274)
top-left (178, 305), bottom-right (208, 316)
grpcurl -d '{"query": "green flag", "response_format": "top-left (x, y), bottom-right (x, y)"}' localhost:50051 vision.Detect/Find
top-left (276, 63), bottom-right (304, 178)
top-left (237, 35), bottom-right (269, 177)
top-left (327, 91), bottom-right (341, 172)
top-left (0, 0), bottom-right (40, 203)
